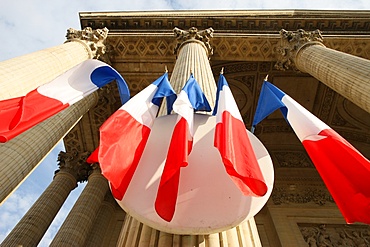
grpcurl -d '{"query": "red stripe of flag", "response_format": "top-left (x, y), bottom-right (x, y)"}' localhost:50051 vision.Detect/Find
top-left (155, 118), bottom-right (190, 221)
top-left (215, 111), bottom-right (268, 196)
top-left (0, 91), bottom-right (67, 142)
top-left (303, 129), bottom-right (370, 224)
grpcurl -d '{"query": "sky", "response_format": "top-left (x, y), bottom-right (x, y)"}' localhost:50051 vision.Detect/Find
top-left (0, 0), bottom-right (370, 246)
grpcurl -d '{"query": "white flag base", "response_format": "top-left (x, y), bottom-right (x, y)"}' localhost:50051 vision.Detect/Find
top-left (115, 114), bottom-right (274, 235)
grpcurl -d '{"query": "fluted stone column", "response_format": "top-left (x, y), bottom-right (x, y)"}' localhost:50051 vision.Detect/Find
top-left (50, 164), bottom-right (109, 247)
top-left (116, 27), bottom-right (262, 247)
top-left (0, 27), bottom-right (108, 100)
top-left (0, 27), bottom-right (108, 204)
top-left (275, 29), bottom-right (370, 114)
top-left (0, 151), bottom-right (91, 247)
top-left (158, 27), bottom-right (216, 116)
top-left (84, 192), bottom-right (118, 247)
top-left (0, 92), bottom-right (98, 204)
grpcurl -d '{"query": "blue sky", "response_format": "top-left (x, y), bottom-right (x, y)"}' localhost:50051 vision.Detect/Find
top-left (1, 0), bottom-right (370, 246)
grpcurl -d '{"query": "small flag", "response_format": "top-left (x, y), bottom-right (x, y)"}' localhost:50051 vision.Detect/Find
top-left (252, 81), bottom-right (370, 224)
top-left (0, 59), bottom-right (130, 143)
top-left (155, 74), bottom-right (211, 222)
top-left (213, 74), bottom-right (267, 197)
top-left (97, 72), bottom-right (176, 200)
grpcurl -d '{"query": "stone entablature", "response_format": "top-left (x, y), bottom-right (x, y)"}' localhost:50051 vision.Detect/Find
top-left (105, 34), bottom-right (370, 64)
top-left (80, 11), bottom-right (370, 63)
top-left (80, 10), bottom-right (370, 34)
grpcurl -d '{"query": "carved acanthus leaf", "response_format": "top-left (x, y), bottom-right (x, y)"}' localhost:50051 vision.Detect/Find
top-left (173, 27), bottom-right (214, 56)
top-left (56, 151), bottom-right (92, 183)
top-left (275, 29), bottom-right (324, 71)
top-left (65, 27), bottom-right (109, 60)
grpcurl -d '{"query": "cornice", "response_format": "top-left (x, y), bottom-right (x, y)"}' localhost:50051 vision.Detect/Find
top-left (80, 10), bottom-right (370, 35)
top-left (79, 9), bottom-right (370, 19)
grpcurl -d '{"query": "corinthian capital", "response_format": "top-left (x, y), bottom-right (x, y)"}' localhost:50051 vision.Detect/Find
top-left (56, 151), bottom-right (92, 183)
top-left (275, 29), bottom-right (325, 71)
top-left (65, 27), bottom-right (109, 60)
top-left (173, 27), bottom-right (214, 57)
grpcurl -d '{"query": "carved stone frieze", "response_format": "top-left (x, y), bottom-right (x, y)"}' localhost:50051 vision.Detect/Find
top-left (107, 36), bottom-right (176, 60)
top-left (212, 37), bottom-right (279, 61)
top-left (64, 127), bottom-right (84, 153)
top-left (318, 87), bottom-right (337, 122)
top-left (255, 121), bottom-right (293, 134)
top-left (324, 39), bottom-right (370, 61)
top-left (273, 151), bottom-right (314, 168)
top-left (65, 27), bottom-right (109, 61)
top-left (275, 29), bottom-right (325, 71)
top-left (272, 186), bottom-right (334, 206)
top-left (106, 35), bottom-right (370, 63)
top-left (299, 224), bottom-right (370, 247)
top-left (56, 151), bottom-right (92, 183)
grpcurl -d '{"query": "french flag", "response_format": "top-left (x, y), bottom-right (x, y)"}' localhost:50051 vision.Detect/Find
top-left (97, 72), bottom-right (176, 200)
top-left (213, 74), bottom-right (267, 197)
top-left (0, 59), bottom-right (130, 143)
top-left (155, 74), bottom-right (211, 222)
top-left (252, 81), bottom-right (370, 224)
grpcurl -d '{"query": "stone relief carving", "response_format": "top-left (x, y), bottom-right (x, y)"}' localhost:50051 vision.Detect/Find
top-left (272, 186), bottom-right (334, 206)
top-left (275, 29), bottom-right (324, 71)
top-left (64, 127), bottom-right (84, 152)
top-left (56, 150), bottom-right (92, 183)
top-left (300, 224), bottom-right (370, 247)
top-left (273, 151), bottom-right (314, 168)
top-left (173, 27), bottom-right (214, 56)
top-left (65, 26), bottom-right (109, 60)
top-left (319, 87), bottom-right (336, 122)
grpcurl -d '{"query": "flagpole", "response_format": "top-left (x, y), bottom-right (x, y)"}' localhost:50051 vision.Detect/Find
top-left (116, 27), bottom-right (264, 247)
top-left (251, 74), bottom-right (269, 134)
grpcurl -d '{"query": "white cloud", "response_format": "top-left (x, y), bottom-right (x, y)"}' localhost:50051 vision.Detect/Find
top-left (0, 186), bottom-right (40, 242)
top-left (1, 0), bottom-right (370, 61)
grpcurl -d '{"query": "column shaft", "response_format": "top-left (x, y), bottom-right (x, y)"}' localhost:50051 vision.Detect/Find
top-left (84, 193), bottom-right (116, 247)
top-left (116, 217), bottom-right (261, 247)
top-left (0, 42), bottom-right (91, 100)
top-left (116, 27), bottom-right (262, 247)
top-left (50, 168), bottom-right (109, 247)
top-left (296, 44), bottom-right (370, 113)
top-left (0, 26), bottom-right (108, 204)
top-left (0, 92), bottom-right (98, 204)
top-left (170, 41), bottom-right (216, 107)
top-left (0, 171), bottom-right (77, 247)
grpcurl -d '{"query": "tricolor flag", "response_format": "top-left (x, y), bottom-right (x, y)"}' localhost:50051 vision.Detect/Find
top-left (213, 74), bottom-right (267, 197)
top-left (155, 74), bottom-right (211, 222)
top-left (97, 72), bottom-right (176, 200)
top-left (0, 59), bottom-right (130, 143)
top-left (252, 81), bottom-right (370, 224)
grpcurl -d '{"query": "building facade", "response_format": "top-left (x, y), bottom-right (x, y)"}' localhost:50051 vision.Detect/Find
top-left (0, 10), bottom-right (369, 246)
